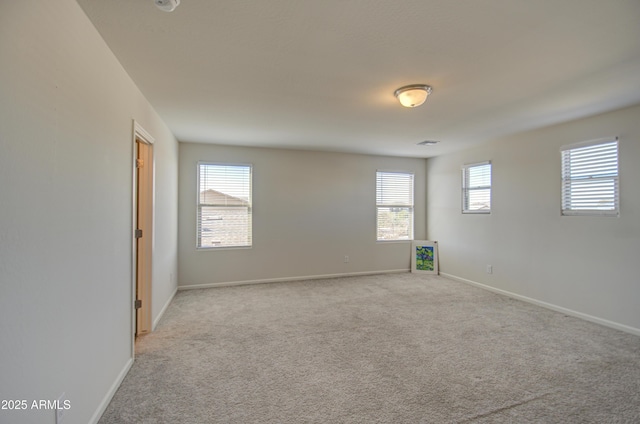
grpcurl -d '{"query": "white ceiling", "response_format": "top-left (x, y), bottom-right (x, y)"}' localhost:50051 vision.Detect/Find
top-left (76, 0), bottom-right (640, 158)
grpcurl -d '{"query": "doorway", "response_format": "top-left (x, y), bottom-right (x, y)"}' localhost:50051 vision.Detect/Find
top-left (133, 122), bottom-right (154, 338)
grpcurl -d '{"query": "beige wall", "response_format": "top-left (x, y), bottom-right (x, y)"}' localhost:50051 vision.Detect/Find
top-left (0, 1), bottom-right (178, 423)
top-left (2, 5), bottom-right (636, 424)
top-left (426, 104), bottom-right (640, 333)
top-left (179, 143), bottom-right (426, 287)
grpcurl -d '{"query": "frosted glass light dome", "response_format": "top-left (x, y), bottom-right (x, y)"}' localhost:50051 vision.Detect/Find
top-left (394, 84), bottom-right (432, 108)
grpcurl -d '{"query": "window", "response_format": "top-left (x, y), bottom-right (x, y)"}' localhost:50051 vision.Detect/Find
top-left (376, 171), bottom-right (414, 241)
top-left (462, 161), bottom-right (491, 213)
top-left (197, 163), bottom-right (252, 248)
top-left (561, 138), bottom-right (619, 216)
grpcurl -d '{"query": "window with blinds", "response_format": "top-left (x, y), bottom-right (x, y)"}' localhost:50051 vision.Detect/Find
top-left (197, 163), bottom-right (252, 248)
top-left (462, 161), bottom-right (491, 213)
top-left (376, 171), bottom-right (414, 241)
top-left (561, 138), bottom-right (619, 216)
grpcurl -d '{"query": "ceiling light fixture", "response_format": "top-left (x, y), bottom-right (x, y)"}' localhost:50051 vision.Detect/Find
top-left (155, 0), bottom-right (180, 12)
top-left (394, 84), bottom-right (432, 108)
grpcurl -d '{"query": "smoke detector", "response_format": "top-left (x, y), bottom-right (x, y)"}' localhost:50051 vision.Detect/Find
top-left (155, 0), bottom-right (180, 12)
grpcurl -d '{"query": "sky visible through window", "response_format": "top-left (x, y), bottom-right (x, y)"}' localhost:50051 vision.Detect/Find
top-left (561, 140), bottom-right (618, 215)
top-left (199, 164), bottom-right (251, 201)
top-left (376, 171), bottom-right (414, 241)
top-left (463, 162), bottom-right (491, 213)
top-left (197, 164), bottom-right (252, 248)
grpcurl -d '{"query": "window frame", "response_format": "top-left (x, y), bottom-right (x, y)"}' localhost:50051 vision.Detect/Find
top-left (376, 170), bottom-right (415, 242)
top-left (560, 137), bottom-right (619, 217)
top-left (462, 161), bottom-right (492, 214)
top-left (196, 162), bottom-right (253, 249)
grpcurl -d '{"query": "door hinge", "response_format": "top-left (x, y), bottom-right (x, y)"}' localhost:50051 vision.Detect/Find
top-left (134, 299), bottom-right (142, 310)
top-left (136, 158), bottom-right (144, 168)
top-left (135, 229), bottom-right (143, 239)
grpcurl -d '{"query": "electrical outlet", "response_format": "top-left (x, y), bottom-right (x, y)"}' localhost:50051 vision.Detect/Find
top-left (55, 392), bottom-right (66, 424)
top-left (486, 265), bottom-right (493, 274)
top-left (344, 255), bottom-right (349, 263)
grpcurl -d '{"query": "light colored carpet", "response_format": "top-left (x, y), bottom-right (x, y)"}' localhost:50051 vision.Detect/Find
top-left (99, 273), bottom-right (640, 423)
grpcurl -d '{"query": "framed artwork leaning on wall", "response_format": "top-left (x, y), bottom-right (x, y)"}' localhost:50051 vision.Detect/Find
top-left (411, 240), bottom-right (438, 274)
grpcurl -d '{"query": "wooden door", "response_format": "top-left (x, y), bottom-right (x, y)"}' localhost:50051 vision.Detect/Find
top-left (135, 139), bottom-right (153, 336)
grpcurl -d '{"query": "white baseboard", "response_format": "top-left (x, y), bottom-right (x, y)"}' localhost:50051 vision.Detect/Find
top-left (90, 288), bottom-right (176, 422)
top-left (178, 269), bottom-right (409, 290)
top-left (153, 286), bottom-right (178, 331)
top-left (89, 357), bottom-right (134, 424)
top-left (440, 272), bottom-right (640, 337)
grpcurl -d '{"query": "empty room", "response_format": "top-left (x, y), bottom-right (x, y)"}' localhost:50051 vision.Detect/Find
top-left (1, 1), bottom-right (639, 423)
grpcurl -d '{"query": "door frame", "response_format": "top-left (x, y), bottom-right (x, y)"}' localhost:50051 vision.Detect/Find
top-left (131, 121), bottom-right (155, 354)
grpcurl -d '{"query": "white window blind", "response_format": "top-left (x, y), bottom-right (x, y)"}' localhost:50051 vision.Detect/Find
top-left (561, 138), bottom-right (619, 216)
top-left (462, 162), bottom-right (491, 213)
top-left (197, 163), bottom-right (252, 248)
top-left (376, 171), bottom-right (414, 241)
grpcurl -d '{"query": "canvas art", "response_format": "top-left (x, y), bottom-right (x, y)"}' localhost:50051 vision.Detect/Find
top-left (411, 240), bottom-right (438, 274)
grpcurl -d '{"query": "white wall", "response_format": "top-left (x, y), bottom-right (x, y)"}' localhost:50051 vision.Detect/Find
top-left (426, 104), bottom-right (640, 333)
top-left (179, 143), bottom-right (426, 287)
top-left (0, 1), bottom-right (178, 423)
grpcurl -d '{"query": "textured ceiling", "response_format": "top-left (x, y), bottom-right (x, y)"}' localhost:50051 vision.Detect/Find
top-left (76, 0), bottom-right (640, 158)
